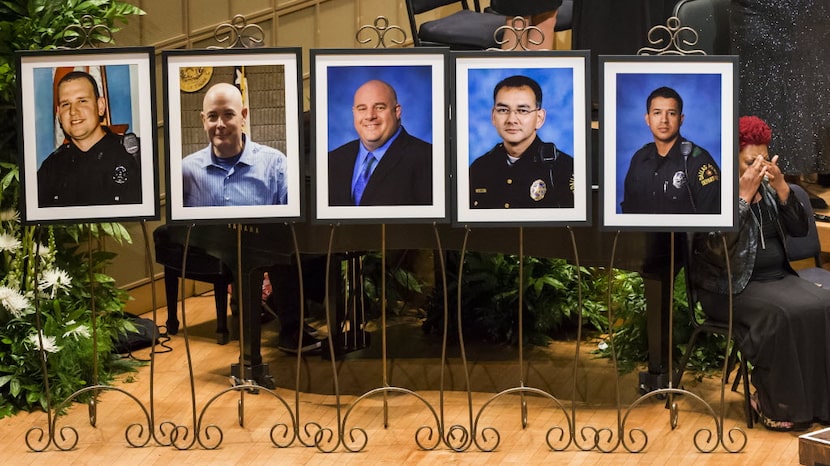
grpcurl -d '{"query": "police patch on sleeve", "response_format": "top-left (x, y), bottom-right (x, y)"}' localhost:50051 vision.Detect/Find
top-left (697, 164), bottom-right (719, 186)
top-left (529, 179), bottom-right (547, 201)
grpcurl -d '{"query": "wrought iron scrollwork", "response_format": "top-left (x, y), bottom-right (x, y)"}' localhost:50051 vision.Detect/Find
top-left (356, 16), bottom-right (406, 48)
top-left (209, 15), bottom-right (264, 49)
top-left (638, 16), bottom-right (706, 56)
top-left (58, 14), bottom-right (114, 49)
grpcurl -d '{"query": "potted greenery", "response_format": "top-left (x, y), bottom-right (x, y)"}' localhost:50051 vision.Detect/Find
top-left (0, 0), bottom-right (144, 418)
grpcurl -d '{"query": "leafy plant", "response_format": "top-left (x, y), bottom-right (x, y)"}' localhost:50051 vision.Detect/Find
top-left (422, 251), bottom-right (726, 378)
top-left (0, 0), bottom-right (144, 418)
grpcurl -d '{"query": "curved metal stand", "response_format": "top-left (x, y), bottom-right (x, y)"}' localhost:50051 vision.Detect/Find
top-left (439, 226), bottom-right (474, 452)
top-left (356, 16), bottom-right (406, 48)
top-left (466, 227), bottom-right (571, 452)
top-left (208, 14), bottom-right (264, 49)
top-left (287, 222), bottom-right (324, 447)
top-left (638, 16), bottom-right (706, 56)
top-left (564, 226), bottom-right (600, 451)
top-left (493, 16), bottom-right (548, 51)
top-left (57, 14), bottom-right (114, 49)
top-left (594, 232), bottom-right (746, 454)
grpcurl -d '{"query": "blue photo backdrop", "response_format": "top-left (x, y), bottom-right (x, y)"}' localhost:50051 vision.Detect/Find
top-left (32, 64), bottom-right (135, 169)
top-left (326, 65), bottom-right (433, 151)
top-left (466, 67), bottom-right (575, 166)
top-left (614, 73), bottom-right (723, 213)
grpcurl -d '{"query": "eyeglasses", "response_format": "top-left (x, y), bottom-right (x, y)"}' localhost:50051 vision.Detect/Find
top-left (493, 106), bottom-right (540, 117)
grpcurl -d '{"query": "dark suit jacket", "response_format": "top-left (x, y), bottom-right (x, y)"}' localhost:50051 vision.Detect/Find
top-left (328, 127), bottom-right (433, 206)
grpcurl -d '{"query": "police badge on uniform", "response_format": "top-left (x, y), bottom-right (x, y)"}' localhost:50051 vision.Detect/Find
top-left (112, 166), bottom-right (128, 184)
top-left (672, 170), bottom-right (687, 189)
top-left (529, 179), bottom-right (547, 201)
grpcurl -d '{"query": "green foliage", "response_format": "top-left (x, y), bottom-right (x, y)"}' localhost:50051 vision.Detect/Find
top-left (356, 250), bottom-right (426, 318)
top-left (591, 268), bottom-right (728, 376)
top-left (0, 0), bottom-right (145, 103)
top-left (423, 251), bottom-right (640, 347)
top-left (422, 252), bottom-right (726, 378)
top-left (0, 1), bottom-right (143, 418)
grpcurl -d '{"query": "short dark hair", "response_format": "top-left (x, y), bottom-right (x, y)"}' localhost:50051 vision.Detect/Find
top-left (56, 70), bottom-right (104, 123)
top-left (57, 70), bottom-right (101, 99)
top-left (493, 75), bottom-right (543, 107)
top-left (646, 86), bottom-right (683, 113)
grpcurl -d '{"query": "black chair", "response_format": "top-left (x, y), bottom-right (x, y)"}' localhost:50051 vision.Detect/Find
top-left (404, 0), bottom-right (505, 50)
top-left (674, 233), bottom-right (754, 428)
top-left (786, 184), bottom-right (830, 288)
top-left (486, 0), bottom-right (574, 32)
top-left (672, 0), bottom-right (731, 55)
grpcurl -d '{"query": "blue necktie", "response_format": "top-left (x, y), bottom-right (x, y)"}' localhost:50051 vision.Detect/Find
top-left (352, 152), bottom-right (376, 205)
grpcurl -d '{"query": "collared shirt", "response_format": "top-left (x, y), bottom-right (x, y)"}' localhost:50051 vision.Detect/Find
top-left (350, 126), bottom-right (402, 195)
top-left (182, 136), bottom-right (288, 207)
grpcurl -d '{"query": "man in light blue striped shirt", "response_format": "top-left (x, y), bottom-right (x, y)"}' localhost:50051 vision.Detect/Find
top-left (182, 82), bottom-right (287, 207)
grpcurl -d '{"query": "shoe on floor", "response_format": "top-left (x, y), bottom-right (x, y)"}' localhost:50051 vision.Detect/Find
top-left (278, 330), bottom-right (323, 354)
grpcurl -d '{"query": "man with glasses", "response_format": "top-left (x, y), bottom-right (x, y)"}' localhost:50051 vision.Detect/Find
top-left (328, 79), bottom-right (432, 206)
top-left (469, 75), bottom-right (574, 209)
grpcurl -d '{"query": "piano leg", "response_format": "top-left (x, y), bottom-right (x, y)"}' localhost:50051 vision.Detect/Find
top-left (231, 266), bottom-right (275, 389)
top-left (164, 268), bottom-right (180, 335)
top-left (639, 274), bottom-right (670, 394)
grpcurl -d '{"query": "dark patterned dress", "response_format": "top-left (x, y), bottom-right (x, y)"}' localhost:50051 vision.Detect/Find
top-left (731, 0), bottom-right (830, 175)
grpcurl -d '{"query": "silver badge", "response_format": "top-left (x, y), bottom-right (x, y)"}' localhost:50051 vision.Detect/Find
top-left (529, 179), bottom-right (547, 201)
top-left (112, 166), bottom-right (128, 184)
top-left (672, 171), bottom-right (687, 189)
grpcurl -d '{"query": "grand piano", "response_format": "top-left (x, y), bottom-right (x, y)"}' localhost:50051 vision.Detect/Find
top-left (154, 190), bottom-right (676, 391)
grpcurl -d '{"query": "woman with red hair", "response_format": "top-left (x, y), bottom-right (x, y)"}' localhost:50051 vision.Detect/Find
top-left (689, 116), bottom-right (830, 431)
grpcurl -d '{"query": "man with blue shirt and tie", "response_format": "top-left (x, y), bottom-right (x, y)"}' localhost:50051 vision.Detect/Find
top-left (328, 79), bottom-right (432, 206)
top-left (182, 82), bottom-right (288, 207)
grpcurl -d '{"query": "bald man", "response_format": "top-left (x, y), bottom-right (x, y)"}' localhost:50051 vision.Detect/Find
top-left (182, 82), bottom-right (288, 207)
top-left (328, 79), bottom-right (432, 206)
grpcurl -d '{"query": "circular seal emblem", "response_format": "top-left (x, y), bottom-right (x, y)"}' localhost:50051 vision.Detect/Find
top-left (112, 166), bottom-right (128, 184)
top-left (529, 179), bottom-right (547, 201)
top-left (180, 67), bottom-right (213, 93)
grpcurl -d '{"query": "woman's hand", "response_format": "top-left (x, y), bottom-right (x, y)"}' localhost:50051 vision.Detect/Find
top-left (739, 153), bottom-right (767, 203)
top-left (766, 155), bottom-right (790, 202)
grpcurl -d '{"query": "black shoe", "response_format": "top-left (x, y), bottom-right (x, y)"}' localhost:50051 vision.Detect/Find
top-left (278, 330), bottom-right (323, 354)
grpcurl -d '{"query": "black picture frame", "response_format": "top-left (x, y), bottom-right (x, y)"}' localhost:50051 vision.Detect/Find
top-left (162, 48), bottom-right (304, 224)
top-left (599, 55), bottom-right (739, 232)
top-left (16, 47), bottom-right (159, 224)
top-left (310, 48), bottom-right (449, 224)
top-left (452, 50), bottom-right (592, 227)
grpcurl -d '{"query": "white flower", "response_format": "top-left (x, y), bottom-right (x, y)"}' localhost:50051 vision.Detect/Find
top-left (34, 243), bottom-right (53, 258)
top-left (0, 233), bottom-right (21, 252)
top-left (0, 209), bottom-right (19, 222)
top-left (38, 268), bottom-right (72, 298)
top-left (0, 286), bottom-right (31, 318)
top-left (63, 323), bottom-right (91, 340)
top-left (27, 331), bottom-right (61, 353)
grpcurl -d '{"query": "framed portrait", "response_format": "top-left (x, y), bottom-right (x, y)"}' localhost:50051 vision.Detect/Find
top-left (452, 51), bottom-right (591, 227)
top-left (16, 47), bottom-right (158, 224)
top-left (310, 48), bottom-right (448, 224)
top-left (163, 48), bottom-right (303, 224)
top-left (600, 55), bottom-right (738, 231)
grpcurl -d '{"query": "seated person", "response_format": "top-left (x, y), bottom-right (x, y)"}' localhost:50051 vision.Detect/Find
top-left (689, 116), bottom-right (830, 431)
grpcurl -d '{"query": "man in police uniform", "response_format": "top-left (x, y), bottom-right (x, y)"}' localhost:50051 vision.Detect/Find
top-left (470, 75), bottom-right (574, 209)
top-left (620, 86), bottom-right (720, 214)
top-left (37, 70), bottom-right (141, 207)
